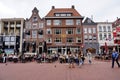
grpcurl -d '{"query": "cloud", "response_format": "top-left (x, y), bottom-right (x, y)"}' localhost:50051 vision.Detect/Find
top-left (0, 0), bottom-right (120, 21)
top-left (0, 2), bottom-right (16, 18)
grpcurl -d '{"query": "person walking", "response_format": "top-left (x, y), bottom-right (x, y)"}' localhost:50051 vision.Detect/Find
top-left (78, 52), bottom-right (83, 67)
top-left (3, 53), bottom-right (7, 63)
top-left (87, 50), bottom-right (92, 64)
top-left (111, 49), bottom-right (120, 68)
top-left (68, 51), bottom-right (75, 68)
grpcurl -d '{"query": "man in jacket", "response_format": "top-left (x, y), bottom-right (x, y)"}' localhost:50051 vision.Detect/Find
top-left (112, 49), bottom-right (120, 68)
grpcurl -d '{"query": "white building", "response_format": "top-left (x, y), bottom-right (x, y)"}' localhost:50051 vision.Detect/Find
top-left (97, 22), bottom-right (114, 54)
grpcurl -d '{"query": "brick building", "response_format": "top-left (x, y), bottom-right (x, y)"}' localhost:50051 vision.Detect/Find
top-left (24, 7), bottom-right (44, 54)
top-left (83, 17), bottom-right (99, 55)
top-left (44, 6), bottom-right (84, 54)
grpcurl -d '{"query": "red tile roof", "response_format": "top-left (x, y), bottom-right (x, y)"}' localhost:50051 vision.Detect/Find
top-left (45, 8), bottom-right (82, 17)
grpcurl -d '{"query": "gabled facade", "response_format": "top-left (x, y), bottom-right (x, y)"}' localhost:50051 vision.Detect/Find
top-left (0, 18), bottom-right (24, 54)
top-left (97, 22), bottom-right (114, 54)
top-left (24, 7), bottom-right (44, 53)
top-left (44, 6), bottom-right (84, 54)
top-left (83, 17), bottom-right (99, 55)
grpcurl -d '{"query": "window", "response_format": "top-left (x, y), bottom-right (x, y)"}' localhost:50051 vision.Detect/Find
top-left (32, 23), bottom-right (37, 29)
top-left (87, 19), bottom-right (92, 23)
top-left (38, 35), bottom-right (43, 38)
top-left (46, 38), bottom-right (52, 43)
top-left (108, 26), bottom-right (111, 32)
top-left (99, 33), bottom-right (102, 40)
top-left (54, 29), bottom-right (61, 34)
top-left (5, 36), bottom-right (10, 41)
top-left (26, 22), bottom-right (31, 29)
top-left (46, 29), bottom-right (52, 34)
top-left (53, 20), bottom-right (61, 25)
top-left (54, 37), bottom-right (61, 43)
top-left (84, 35), bottom-right (88, 40)
top-left (32, 30), bottom-right (37, 38)
top-left (99, 26), bottom-right (102, 32)
top-left (33, 17), bottom-right (37, 22)
top-left (93, 35), bottom-right (97, 40)
top-left (11, 36), bottom-right (15, 41)
top-left (84, 28), bottom-right (87, 33)
top-left (0, 37), bottom-right (3, 42)
top-left (76, 28), bottom-right (81, 34)
top-left (39, 30), bottom-right (43, 35)
top-left (66, 29), bottom-right (73, 34)
top-left (67, 37), bottom-right (74, 43)
top-left (66, 13), bottom-right (72, 16)
top-left (55, 13), bottom-right (60, 16)
top-left (76, 19), bottom-right (81, 25)
top-left (54, 13), bottom-right (72, 17)
top-left (108, 33), bottom-right (111, 40)
top-left (103, 33), bottom-right (107, 39)
top-left (89, 35), bottom-right (92, 40)
top-left (103, 26), bottom-right (106, 32)
top-left (76, 37), bottom-right (81, 43)
top-left (61, 14), bottom-right (66, 16)
top-left (93, 28), bottom-right (96, 33)
top-left (66, 19), bottom-right (74, 25)
top-left (39, 23), bottom-right (43, 28)
top-left (88, 28), bottom-right (92, 33)
top-left (46, 20), bottom-right (51, 26)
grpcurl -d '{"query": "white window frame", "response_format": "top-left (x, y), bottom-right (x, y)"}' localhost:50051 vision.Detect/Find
top-left (46, 20), bottom-right (51, 26)
top-left (32, 30), bottom-right (37, 38)
top-left (66, 19), bottom-right (74, 25)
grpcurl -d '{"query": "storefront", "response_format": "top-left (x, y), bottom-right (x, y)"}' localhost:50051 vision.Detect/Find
top-left (47, 46), bottom-right (80, 54)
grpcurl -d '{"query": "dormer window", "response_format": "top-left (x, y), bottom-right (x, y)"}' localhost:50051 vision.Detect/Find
top-left (54, 13), bottom-right (72, 17)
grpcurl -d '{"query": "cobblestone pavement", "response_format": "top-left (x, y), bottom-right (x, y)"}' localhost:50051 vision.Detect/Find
top-left (0, 59), bottom-right (120, 80)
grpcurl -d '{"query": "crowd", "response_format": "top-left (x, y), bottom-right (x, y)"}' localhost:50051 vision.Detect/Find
top-left (0, 48), bottom-right (120, 69)
top-left (0, 50), bottom-right (93, 68)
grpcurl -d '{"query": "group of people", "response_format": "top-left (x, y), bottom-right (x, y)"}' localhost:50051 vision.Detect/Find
top-left (0, 48), bottom-right (120, 69)
top-left (67, 50), bottom-right (92, 68)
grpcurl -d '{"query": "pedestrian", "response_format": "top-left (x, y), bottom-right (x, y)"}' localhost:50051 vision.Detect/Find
top-left (68, 51), bottom-right (75, 68)
top-left (3, 53), bottom-right (7, 63)
top-left (78, 52), bottom-right (83, 67)
top-left (111, 49), bottom-right (120, 68)
top-left (87, 50), bottom-right (92, 64)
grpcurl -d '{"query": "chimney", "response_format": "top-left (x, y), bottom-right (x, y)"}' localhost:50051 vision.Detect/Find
top-left (71, 5), bottom-right (75, 9)
top-left (52, 6), bottom-right (55, 9)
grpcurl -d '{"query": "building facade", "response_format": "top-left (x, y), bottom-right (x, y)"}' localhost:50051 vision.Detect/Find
top-left (24, 7), bottom-right (44, 54)
top-left (97, 22), bottom-right (114, 54)
top-left (83, 17), bottom-right (99, 55)
top-left (0, 18), bottom-right (24, 54)
top-left (44, 6), bottom-right (84, 54)
top-left (113, 18), bottom-right (120, 53)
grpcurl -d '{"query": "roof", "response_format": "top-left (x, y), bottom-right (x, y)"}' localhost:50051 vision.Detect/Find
top-left (112, 18), bottom-right (120, 27)
top-left (45, 6), bottom-right (83, 18)
top-left (83, 17), bottom-right (97, 25)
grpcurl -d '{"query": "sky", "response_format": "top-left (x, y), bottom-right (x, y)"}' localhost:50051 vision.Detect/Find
top-left (0, 0), bottom-right (120, 22)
